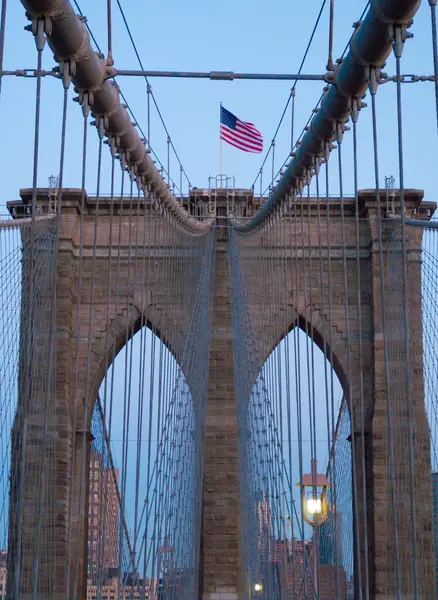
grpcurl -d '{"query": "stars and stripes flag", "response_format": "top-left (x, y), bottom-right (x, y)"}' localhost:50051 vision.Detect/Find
top-left (220, 106), bottom-right (263, 153)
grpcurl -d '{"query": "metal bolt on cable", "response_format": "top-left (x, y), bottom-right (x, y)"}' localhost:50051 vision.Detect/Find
top-left (323, 141), bottom-right (331, 162)
top-left (368, 68), bottom-right (380, 96)
top-left (81, 96), bottom-right (90, 118)
top-left (58, 60), bottom-right (73, 89)
top-left (351, 98), bottom-right (360, 123)
top-left (314, 156), bottom-right (321, 175)
top-left (393, 26), bottom-right (405, 59)
top-left (26, 17), bottom-right (50, 51)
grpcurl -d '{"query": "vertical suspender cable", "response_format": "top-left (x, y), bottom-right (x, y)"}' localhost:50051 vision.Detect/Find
top-left (133, 191), bottom-right (149, 557)
top-left (351, 106), bottom-right (370, 600)
top-left (290, 89), bottom-right (296, 154)
top-left (292, 193), bottom-right (307, 597)
top-left (96, 151), bottom-right (116, 598)
top-left (167, 136), bottom-right (171, 185)
top-left (271, 141), bottom-right (275, 192)
top-left (394, 33), bottom-right (419, 598)
top-left (314, 167), bottom-right (339, 597)
top-left (259, 169), bottom-right (263, 205)
top-left (14, 37), bottom-right (44, 600)
top-left (337, 140), bottom-right (363, 600)
top-left (370, 77), bottom-right (402, 600)
top-left (72, 132), bottom-right (104, 600)
top-left (106, 0), bottom-right (113, 65)
top-left (118, 180), bottom-right (134, 586)
top-left (0, 0), bottom-right (6, 97)
top-left (31, 77), bottom-right (69, 600)
top-left (285, 202), bottom-right (299, 600)
top-left (429, 0), bottom-right (438, 132)
top-left (300, 188), bottom-right (318, 593)
top-left (147, 84), bottom-right (151, 151)
top-left (323, 146), bottom-right (337, 531)
top-left (65, 108), bottom-right (89, 600)
top-left (327, 0), bottom-right (335, 71)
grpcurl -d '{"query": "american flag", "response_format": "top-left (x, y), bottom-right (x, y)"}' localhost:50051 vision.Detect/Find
top-left (220, 106), bottom-right (263, 153)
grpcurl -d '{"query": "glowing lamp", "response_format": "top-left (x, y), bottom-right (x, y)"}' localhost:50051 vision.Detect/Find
top-left (296, 459), bottom-right (330, 527)
top-left (306, 496), bottom-right (322, 516)
top-left (254, 583), bottom-right (263, 593)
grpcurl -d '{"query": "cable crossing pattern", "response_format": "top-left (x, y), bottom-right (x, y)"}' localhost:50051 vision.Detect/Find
top-left (0, 0), bottom-right (438, 598)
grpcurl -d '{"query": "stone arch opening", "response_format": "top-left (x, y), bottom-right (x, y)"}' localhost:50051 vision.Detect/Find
top-left (255, 322), bottom-right (355, 596)
top-left (86, 318), bottom-right (193, 592)
top-left (86, 303), bottom-right (186, 430)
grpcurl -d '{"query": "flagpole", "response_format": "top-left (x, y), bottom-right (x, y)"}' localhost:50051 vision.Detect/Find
top-left (220, 102), bottom-right (223, 175)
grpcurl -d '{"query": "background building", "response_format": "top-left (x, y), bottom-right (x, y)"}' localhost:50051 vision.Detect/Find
top-left (88, 451), bottom-right (120, 583)
top-left (256, 491), bottom-right (273, 564)
top-left (271, 538), bottom-right (347, 600)
top-left (432, 472), bottom-right (438, 595)
top-left (0, 551), bottom-right (6, 600)
top-left (86, 574), bottom-right (157, 600)
top-left (319, 509), bottom-right (343, 568)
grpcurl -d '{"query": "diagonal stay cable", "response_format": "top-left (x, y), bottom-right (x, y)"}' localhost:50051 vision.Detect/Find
top-left (253, 0), bottom-right (371, 198)
top-left (250, 0), bottom-right (329, 192)
top-left (113, 0), bottom-right (193, 188)
top-left (71, 0), bottom-right (188, 194)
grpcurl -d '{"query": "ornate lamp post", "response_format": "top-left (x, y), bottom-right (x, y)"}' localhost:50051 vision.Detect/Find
top-left (296, 458), bottom-right (330, 594)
